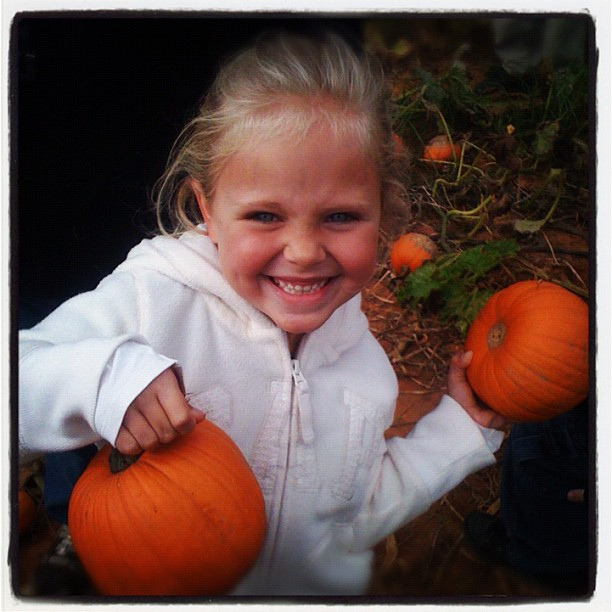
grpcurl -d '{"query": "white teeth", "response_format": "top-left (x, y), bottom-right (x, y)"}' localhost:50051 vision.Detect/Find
top-left (273, 278), bottom-right (327, 295)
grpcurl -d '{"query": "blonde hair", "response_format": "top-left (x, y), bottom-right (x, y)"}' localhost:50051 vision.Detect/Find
top-left (153, 30), bottom-right (409, 237)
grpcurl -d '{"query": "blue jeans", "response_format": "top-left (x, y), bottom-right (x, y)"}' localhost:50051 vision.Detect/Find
top-left (500, 400), bottom-right (589, 580)
top-left (43, 446), bottom-right (98, 524)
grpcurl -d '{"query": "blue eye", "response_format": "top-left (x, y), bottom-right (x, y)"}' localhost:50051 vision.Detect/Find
top-left (327, 212), bottom-right (357, 223)
top-left (250, 212), bottom-right (278, 223)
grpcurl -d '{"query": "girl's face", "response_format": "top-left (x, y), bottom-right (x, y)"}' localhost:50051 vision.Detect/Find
top-left (195, 122), bottom-right (381, 353)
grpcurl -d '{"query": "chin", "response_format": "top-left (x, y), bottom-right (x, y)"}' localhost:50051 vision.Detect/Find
top-left (278, 318), bottom-right (327, 337)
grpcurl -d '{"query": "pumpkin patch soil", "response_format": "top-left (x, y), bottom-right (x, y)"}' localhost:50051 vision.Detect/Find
top-left (14, 17), bottom-right (592, 601)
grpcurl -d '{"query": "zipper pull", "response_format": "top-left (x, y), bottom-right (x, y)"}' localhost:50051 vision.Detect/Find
top-left (291, 359), bottom-right (315, 445)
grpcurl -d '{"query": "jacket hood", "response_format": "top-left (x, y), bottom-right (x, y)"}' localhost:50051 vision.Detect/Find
top-left (115, 229), bottom-right (370, 367)
top-left (117, 228), bottom-right (243, 307)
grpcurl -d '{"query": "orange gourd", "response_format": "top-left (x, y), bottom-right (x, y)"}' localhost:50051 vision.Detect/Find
top-left (423, 135), bottom-right (461, 161)
top-left (465, 280), bottom-right (588, 422)
top-left (18, 489), bottom-right (37, 536)
top-left (68, 420), bottom-right (266, 596)
top-left (390, 232), bottom-right (438, 275)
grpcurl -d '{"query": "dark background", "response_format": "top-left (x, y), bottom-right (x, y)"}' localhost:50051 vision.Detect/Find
top-left (13, 14), bottom-right (365, 327)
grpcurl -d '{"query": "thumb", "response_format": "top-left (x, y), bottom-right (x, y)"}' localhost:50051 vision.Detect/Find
top-left (448, 350), bottom-right (473, 388)
top-left (453, 349), bottom-right (473, 369)
top-left (190, 407), bottom-right (206, 423)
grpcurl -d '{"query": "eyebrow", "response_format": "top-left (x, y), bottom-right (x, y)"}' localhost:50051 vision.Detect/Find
top-left (236, 198), bottom-right (378, 211)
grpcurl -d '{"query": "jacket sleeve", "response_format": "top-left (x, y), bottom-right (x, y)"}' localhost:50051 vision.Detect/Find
top-left (18, 271), bottom-right (174, 463)
top-left (347, 395), bottom-right (504, 552)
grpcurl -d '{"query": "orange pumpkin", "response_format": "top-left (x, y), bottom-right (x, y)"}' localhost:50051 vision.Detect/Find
top-left (18, 489), bottom-right (37, 536)
top-left (68, 420), bottom-right (267, 596)
top-left (423, 134), bottom-right (461, 161)
top-left (390, 232), bottom-right (438, 275)
top-left (465, 280), bottom-right (588, 422)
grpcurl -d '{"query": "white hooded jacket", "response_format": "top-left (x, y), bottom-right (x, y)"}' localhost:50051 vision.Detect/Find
top-left (19, 229), bottom-right (502, 596)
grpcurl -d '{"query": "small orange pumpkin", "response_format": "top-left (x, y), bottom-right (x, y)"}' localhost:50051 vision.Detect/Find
top-left (423, 135), bottom-right (461, 161)
top-left (390, 232), bottom-right (438, 275)
top-left (465, 280), bottom-right (588, 422)
top-left (18, 489), bottom-right (37, 536)
top-left (68, 420), bottom-right (267, 596)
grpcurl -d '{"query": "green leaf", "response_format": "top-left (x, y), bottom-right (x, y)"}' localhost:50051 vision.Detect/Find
top-left (396, 239), bottom-right (519, 336)
top-left (446, 240), bottom-right (519, 282)
top-left (534, 121), bottom-right (559, 157)
top-left (396, 261), bottom-right (440, 305)
top-left (514, 218), bottom-right (548, 234)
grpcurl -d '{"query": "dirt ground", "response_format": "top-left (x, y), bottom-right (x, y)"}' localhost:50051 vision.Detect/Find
top-left (14, 17), bottom-right (593, 602)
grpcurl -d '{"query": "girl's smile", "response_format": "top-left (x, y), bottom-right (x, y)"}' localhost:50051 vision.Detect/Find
top-left (194, 119), bottom-right (381, 352)
top-left (270, 276), bottom-right (330, 296)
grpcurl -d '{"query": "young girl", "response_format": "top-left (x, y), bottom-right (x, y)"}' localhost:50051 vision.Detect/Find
top-left (19, 31), bottom-right (505, 596)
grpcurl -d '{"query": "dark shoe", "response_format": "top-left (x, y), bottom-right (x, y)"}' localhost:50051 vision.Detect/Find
top-left (464, 511), bottom-right (509, 564)
top-left (32, 524), bottom-right (94, 596)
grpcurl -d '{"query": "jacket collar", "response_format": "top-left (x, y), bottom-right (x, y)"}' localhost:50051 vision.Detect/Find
top-left (117, 229), bottom-right (369, 370)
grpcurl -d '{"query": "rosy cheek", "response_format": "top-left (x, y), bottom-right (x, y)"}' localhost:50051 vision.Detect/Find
top-left (343, 234), bottom-right (378, 274)
top-left (221, 234), bottom-right (272, 275)
top-left (357, 256), bottom-right (378, 283)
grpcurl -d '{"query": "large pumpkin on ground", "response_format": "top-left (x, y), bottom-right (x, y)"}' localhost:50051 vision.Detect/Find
top-left (68, 420), bottom-right (266, 596)
top-left (465, 280), bottom-right (588, 422)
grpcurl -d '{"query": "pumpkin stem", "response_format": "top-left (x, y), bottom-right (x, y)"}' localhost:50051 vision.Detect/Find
top-left (109, 448), bottom-right (143, 474)
top-left (487, 322), bottom-right (507, 348)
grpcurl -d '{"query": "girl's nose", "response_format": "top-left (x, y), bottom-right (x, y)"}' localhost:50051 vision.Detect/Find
top-left (283, 229), bottom-right (326, 267)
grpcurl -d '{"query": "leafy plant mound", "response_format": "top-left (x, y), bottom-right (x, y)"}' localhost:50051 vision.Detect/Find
top-left (396, 239), bottom-right (520, 336)
top-left (370, 26), bottom-right (590, 348)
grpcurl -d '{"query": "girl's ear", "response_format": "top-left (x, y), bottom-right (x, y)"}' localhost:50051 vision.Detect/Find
top-left (190, 179), bottom-right (217, 242)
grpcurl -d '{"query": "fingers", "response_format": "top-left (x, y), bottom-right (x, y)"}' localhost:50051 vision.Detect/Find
top-left (115, 426), bottom-right (142, 456)
top-left (447, 349), bottom-right (510, 431)
top-left (191, 407), bottom-right (206, 424)
top-left (114, 369), bottom-right (204, 454)
top-left (452, 349), bottom-right (473, 369)
top-left (154, 377), bottom-right (196, 436)
top-left (447, 350), bottom-right (476, 409)
top-left (467, 403), bottom-right (510, 430)
top-left (125, 398), bottom-right (177, 449)
top-left (447, 350), bottom-right (473, 393)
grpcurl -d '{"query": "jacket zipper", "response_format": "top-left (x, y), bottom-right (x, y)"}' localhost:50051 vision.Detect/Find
top-left (291, 359), bottom-right (315, 445)
top-left (264, 358), bottom-right (314, 585)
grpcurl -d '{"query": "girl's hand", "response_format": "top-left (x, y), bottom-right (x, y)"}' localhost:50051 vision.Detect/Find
top-left (447, 350), bottom-right (509, 431)
top-left (115, 368), bottom-right (205, 455)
